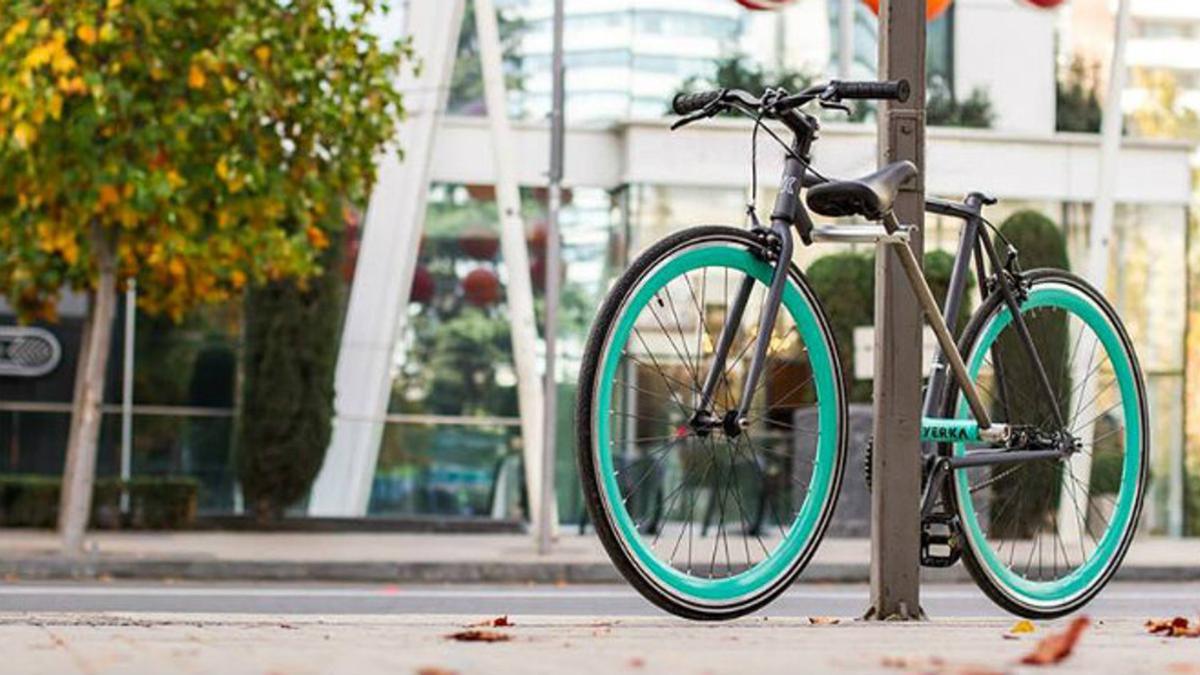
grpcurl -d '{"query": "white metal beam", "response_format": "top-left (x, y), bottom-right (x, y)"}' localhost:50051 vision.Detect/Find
top-left (427, 117), bottom-right (1193, 206)
top-left (475, 0), bottom-right (552, 534)
top-left (1057, 0), bottom-right (1139, 541)
top-left (309, 0), bottom-right (466, 516)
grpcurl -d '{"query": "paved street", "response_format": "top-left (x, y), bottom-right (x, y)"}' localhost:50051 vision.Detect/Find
top-left (0, 581), bottom-right (1197, 673)
top-left (0, 581), bottom-right (1198, 618)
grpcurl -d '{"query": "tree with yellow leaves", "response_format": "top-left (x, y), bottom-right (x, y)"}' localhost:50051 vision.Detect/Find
top-left (0, 0), bottom-right (410, 553)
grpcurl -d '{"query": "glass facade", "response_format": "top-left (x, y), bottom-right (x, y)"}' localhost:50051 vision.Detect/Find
top-left (0, 298), bottom-right (240, 513)
top-left (371, 183), bottom-right (625, 522)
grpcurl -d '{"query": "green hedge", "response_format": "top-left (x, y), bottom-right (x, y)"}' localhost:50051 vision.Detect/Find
top-left (0, 476), bottom-right (198, 529)
top-left (806, 249), bottom-right (970, 403)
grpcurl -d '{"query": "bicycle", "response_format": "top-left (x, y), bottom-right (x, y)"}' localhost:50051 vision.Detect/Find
top-left (575, 80), bottom-right (1148, 621)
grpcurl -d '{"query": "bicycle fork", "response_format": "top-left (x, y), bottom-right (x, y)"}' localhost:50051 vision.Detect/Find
top-left (692, 218), bottom-right (794, 437)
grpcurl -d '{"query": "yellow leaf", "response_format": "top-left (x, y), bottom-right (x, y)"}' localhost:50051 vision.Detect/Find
top-left (254, 45), bottom-right (271, 65)
top-left (106, 0), bottom-right (124, 12)
top-left (1010, 620), bottom-right (1037, 635)
top-left (97, 184), bottom-right (120, 209)
top-left (76, 24), bottom-right (97, 46)
top-left (187, 64), bottom-right (206, 90)
top-left (306, 226), bottom-right (330, 250)
top-left (230, 269), bottom-right (246, 289)
top-left (4, 19), bottom-right (29, 46)
top-left (99, 23), bottom-right (117, 43)
top-left (166, 169), bottom-right (184, 190)
top-left (12, 122), bottom-right (37, 148)
top-left (168, 258), bottom-right (186, 278)
top-left (57, 76), bottom-right (87, 96)
top-left (47, 93), bottom-right (63, 120)
top-left (215, 157), bottom-right (229, 180)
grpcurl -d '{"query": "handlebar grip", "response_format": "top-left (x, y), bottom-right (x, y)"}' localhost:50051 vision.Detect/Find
top-left (672, 90), bottom-right (723, 115)
top-left (834, 80), bottom-right (910, 102)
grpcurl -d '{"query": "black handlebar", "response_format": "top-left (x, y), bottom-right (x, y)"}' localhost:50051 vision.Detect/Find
top-left (827, 80), bottom-right (910, 102)
top-left (671, 79), bottom-right (910, 120)
top-left (672, 90), bottom-right (724, 116)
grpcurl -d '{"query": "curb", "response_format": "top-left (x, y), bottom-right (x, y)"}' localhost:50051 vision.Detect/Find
top-left (0, 558), bottom-right (1190, 584)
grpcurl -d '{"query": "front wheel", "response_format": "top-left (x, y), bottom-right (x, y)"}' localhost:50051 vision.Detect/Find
top-left (942, 270), bottom-right (1149, 618)
top-left (576, 226), bottom-right (846, 620)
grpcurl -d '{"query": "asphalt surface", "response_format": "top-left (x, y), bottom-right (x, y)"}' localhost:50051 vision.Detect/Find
top-left (1, 581), bottom-right (1198, 619)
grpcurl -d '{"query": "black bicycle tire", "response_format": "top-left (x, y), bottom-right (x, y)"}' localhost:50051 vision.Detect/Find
top-left (939, 269), bottom-right (1149, 618)
top-left (576, 225), bottom-right (848, 621)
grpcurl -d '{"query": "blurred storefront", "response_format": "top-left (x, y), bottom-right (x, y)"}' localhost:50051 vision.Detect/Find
top-left (1, 0), bottom-right (1194, 533)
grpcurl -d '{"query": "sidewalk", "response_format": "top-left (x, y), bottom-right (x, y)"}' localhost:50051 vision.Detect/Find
top-left (0, 530), bottom-right (1197, 583)
top-left (4, 613), bottom-right (1197, 674)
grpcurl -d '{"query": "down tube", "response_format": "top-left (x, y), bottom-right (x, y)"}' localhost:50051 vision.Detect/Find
top-left (920, 417), bottom-right (981, 443)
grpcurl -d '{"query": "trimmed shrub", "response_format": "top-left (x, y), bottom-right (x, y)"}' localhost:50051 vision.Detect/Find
top-left (989, 210), bottom-right (1072, 537)
top-left (0, 475), bottom-right (198, 529)
top-left (237, 229), bottom-right (345, 522)
top-left (806, 249), bottom-right (971, 403)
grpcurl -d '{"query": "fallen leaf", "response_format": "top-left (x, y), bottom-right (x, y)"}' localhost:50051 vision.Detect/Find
top-left (468, 615), bottom-right (513, 628)
top-left (1146, 617), bottom-right (1200, 638)
top-left (880, 655), bottom-right (1003, 674)
top-left (1019, 616), bottom-right (1089, 665)
top-left (416, 668), bottom-right (458, 675)
top-left (808, 616), bottom-right (841, 625)
top-left (445, 629), bottom-right (511, 643)
top-left (1009, 619), bottom-right (1036, 634)
top-left (628, 657), bottom-right (645, 668)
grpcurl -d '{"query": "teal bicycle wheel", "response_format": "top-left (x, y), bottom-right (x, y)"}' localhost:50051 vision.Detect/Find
top-left (943, 269), bottom-right (1149, 618)
top-left (576, 226), bottom-right (846, 620)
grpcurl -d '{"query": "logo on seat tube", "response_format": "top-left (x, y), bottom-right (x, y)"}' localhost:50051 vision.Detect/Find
top-left (781, 176), bottom-right (798, 195)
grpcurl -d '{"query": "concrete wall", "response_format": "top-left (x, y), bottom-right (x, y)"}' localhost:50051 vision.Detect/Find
top-left (954, 0), bottom-right (1058, 135)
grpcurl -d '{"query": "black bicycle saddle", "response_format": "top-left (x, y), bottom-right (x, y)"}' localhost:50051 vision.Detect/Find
top-left (805, 160), bottom-right (918, 220)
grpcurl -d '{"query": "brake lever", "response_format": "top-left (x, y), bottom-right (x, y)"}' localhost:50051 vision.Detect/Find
top-left (670, 111), bottom-right (705, 130)
top-left (819, 100), bottom-right (852, 116)
top-left (669, 101), bottom-right (725, 130)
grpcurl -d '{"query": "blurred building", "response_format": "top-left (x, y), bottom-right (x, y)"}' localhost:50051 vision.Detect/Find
top-left (307, 0), bottom-right (1192, 535)
top-left (1, 0), bottom-right (1193, 535)
top-left (1064, 0), bottom-right (1200, 112)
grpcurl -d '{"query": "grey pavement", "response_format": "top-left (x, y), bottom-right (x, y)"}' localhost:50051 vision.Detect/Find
top-left (0, 581), bottom-right (1198, 618)
top-left (2, 608), bottom-right (1198, 674)
top-left (2, 529), bottom-right (1199, 584)
top-left (1, 581), bottom-right (1199, 673)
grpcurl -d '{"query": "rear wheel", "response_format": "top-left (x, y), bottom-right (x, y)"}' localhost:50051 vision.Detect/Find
top-left (942, 270), bottom-right (1148, 618)
top-left (577, 226), bottom-right (846, 620)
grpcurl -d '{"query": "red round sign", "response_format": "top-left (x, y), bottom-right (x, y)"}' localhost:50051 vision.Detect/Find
top-left (862, 0), bottom-right (953, 21)
top-left (734, 0), bottom-right (797, 10)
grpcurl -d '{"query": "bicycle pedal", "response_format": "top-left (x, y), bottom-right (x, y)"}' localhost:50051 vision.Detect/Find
top-left (920, 514), bottom-right (961, 568)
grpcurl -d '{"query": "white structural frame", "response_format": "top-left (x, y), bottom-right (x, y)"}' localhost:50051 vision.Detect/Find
top-left (312, 0), bottom-right (553, 529)
top-left (314, 0), bottom-right (1192, 524)
top-left (309, 1), bottom-right (467, 515)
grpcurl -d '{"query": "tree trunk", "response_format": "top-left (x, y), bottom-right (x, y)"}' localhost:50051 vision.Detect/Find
top-left (58, 226), bottom-right (118, 556)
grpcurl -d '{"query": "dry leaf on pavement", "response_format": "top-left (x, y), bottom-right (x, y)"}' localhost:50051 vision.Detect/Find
top-left (417, 668), bottom-right (459, 675)
top-left (1019, 616), bottom-right (1089, 665)
top-left (445, 629), bottom-right (512, 643)
top-left (880, 655), bottom-right (1004, 674)
top-left (1145, 617), bottom-right (1200, 638)
top-left (468, 615), bottom-right (513, 628)
top-left (807, 616), bottom-right (841, 625)
top-left (1008, 620), bottom-right (1036, 634)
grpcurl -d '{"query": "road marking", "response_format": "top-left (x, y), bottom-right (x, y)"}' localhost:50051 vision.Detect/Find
top-left (0, 585), bottom-right (1191, 601)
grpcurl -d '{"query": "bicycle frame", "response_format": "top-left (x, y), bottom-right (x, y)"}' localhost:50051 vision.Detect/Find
top-left (692, 119), bottom-right (1071, 491)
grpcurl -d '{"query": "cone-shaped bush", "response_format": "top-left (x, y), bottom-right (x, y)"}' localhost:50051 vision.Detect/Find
top-left (989, 210), bottom-right (1071, 537)
top-left (237, 230), bottom-right (344, 522)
